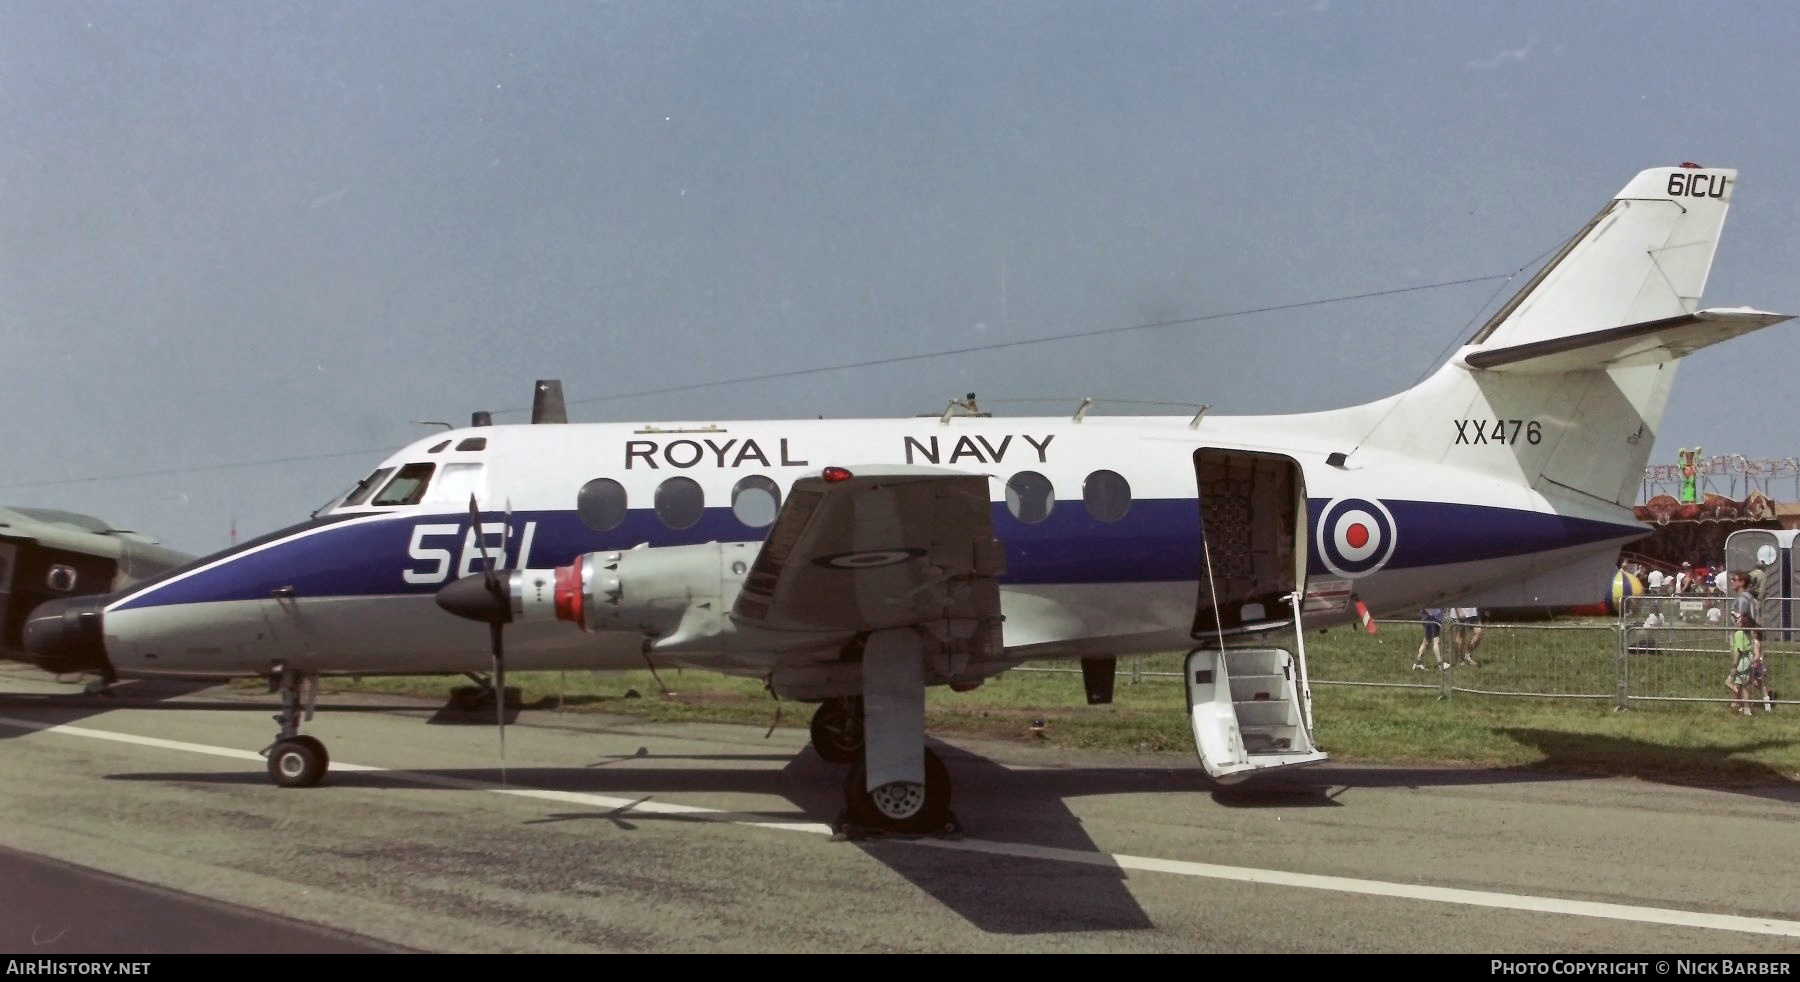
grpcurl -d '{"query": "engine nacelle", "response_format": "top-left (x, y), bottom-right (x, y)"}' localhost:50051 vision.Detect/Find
top-left (509, 542), bottom-right (758, 639)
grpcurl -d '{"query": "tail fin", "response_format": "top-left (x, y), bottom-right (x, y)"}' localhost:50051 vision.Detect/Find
top-left (1472, 164), bottom-right (1737, 348)
top-left (1349, 165), bottom-right (1791, 514)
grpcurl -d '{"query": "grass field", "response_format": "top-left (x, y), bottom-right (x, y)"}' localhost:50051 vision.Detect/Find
top-left (327, 616), bottom-right (1800, 785)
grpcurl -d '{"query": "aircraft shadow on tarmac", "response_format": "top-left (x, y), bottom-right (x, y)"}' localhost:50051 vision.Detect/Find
top-left (105, 744), bottom-right (1170, 934)
top-left (12, 673), bottom-right (1152, 933)
top-left (0, 674), bottom-right (220, 735)
top-left (21, 674), bottom-right (1800, 932)
top-left (95, 731), bottom-right (1798, 935)
top-left (0, 675), bottom-right (481, 722)
top-left (1489, 727), bottom-right (1800, 802)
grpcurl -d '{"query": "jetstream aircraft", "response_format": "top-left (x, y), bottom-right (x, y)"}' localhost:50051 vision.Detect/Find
top-left (24, 163), bottom-right (1793, 833)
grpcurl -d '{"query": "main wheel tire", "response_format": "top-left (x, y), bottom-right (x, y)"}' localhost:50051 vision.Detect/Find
top-left (267, 736), bottom-right (329, 788)
top-left (810, 699), bottom-right (864, 764)
top-left (845, 748), bottom-right (952, 834)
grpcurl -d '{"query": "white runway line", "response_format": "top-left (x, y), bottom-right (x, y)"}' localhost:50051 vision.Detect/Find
top-left (5, 712), bottom-right (1798, 940)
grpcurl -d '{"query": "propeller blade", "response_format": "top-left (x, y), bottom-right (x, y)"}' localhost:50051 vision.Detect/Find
top-left (467, 494), bottom-right (497, 590)
top-left (492, 622), bottom-right (507, 786)
top-left (467, 494), bottom-right (509, 785)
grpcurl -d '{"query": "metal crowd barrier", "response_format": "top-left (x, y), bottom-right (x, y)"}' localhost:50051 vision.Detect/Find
top-left (1010, 599), bottom-right (1794, 710)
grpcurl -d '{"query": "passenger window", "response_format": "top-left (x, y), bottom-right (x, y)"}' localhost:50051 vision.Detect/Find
top-left (373, 463), bottom-right (436, 506)
top-left (342, 467), bottom-right (395, 507)
top-left (1005, 471), bottom-right (1055, 524)
top-left (655, 477), bottom-right (704, 530)
top-left (731, 475), bottom-right (781, 528)
top-left (577, 478), bottom-right (628, 532)
top-left (1083, 470), bottom-right (1131, 523)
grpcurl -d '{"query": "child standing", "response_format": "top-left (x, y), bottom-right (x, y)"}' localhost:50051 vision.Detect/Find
top-left (1748, 645), bottom-right (1777, 712)
top-left (1728, 611), bottom-right (1757, 716)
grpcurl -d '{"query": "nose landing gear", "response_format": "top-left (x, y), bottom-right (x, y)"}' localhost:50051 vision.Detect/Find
top-left (262, 664), bottom-right (329, 788)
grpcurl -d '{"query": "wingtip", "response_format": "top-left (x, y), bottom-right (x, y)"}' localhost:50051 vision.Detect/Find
top-left (1694, 306), bottom-right (1794, 324)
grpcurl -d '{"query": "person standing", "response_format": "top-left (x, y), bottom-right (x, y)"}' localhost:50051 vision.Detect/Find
top-left (1452, 607), bottom-right (1484, 666)
top-left (1728, 609), bottom-right (1757, 716)
top-left (1730, 570), bottom-right (1758, 628)
top-left (1751, 552), bottom-right (1779, 643)
top-left (1413, 608), bottom-right (1446, 671)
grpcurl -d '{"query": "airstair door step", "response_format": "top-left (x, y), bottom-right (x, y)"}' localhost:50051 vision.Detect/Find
top-left (1184, 647), bottom-right (1327, 784)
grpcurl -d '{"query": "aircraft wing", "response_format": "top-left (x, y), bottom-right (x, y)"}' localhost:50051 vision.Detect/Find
top-left (1463, 307), bottom-right (1793, 374)
top-left (730, 466), bottom-right (1005, 641)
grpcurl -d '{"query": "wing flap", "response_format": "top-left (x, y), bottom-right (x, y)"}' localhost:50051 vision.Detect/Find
top-left (732, 466), bottom-right (1004, 641)
top-left (1464, 307), bottom-right (1792, 374)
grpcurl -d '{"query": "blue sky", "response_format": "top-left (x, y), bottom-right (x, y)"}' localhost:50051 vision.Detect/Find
top-left (5, 1), bottom-right (1800, 554)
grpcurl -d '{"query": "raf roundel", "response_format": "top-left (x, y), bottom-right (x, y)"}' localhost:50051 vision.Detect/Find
top-left (812, 548), bottom-right (927, 570)
top-left (1315, 497), bottom-right (1397, 579)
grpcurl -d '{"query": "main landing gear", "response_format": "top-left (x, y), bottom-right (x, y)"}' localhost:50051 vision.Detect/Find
top-left (263, 664), bottom-right (330, 788)
top-left (821, 630), bottom-right (959, 837)
top-left (809, 696), bottom-right (865, 763)
top-left (843, 747), bottom-right (953, 835)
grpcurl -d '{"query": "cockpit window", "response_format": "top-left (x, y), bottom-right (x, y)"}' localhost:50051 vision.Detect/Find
top-left (372, 463), bottom-right (436, 506)
top-left (422, 462), bottom-right (485, 505)
top-left (341, 467), bottom-right (396, 507)
top-left (456, 437), bottom-right (487, 452)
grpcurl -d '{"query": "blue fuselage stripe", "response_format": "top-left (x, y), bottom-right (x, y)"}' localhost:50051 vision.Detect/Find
top-left (112, 499), bottom-right (1643, 611)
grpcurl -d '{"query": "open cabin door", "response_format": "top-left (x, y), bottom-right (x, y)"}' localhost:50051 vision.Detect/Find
top-left (1185, 449), bottom-right (1326, 782)
top-left (1192, 449), bottom-right (1302, 636)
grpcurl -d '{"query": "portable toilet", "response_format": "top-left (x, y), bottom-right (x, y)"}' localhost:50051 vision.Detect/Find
top-left (1723, 528), bottom-right (1798, 640)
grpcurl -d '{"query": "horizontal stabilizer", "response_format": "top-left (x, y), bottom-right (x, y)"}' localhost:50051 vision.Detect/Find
top-left (1463, 307), bottom-right (1793, 375)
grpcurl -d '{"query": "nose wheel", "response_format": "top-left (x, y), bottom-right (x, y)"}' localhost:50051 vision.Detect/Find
top-left (268, 736), bottom-right (329, 787)
top-left (261, 664), bottom-right (330, 788)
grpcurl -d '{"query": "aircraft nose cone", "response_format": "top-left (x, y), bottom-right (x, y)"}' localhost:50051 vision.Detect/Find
top-left (22, 596), bottom-right (111, 675)
top-left (436, 573), bottom-right (510, 624)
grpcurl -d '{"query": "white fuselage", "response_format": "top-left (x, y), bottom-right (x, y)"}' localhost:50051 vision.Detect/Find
top-left (97, 410), bottom-right (1648, 684)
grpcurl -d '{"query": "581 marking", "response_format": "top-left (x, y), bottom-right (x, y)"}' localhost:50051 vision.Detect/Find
top-left (403, 522), bottom-right (538, 584)
top-left (1454, 419), bottom-right (1541, 446)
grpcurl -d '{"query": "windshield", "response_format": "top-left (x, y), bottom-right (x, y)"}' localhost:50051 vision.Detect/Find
top-left (372, 463), bottom-right (436, 506)
top-left (313, 466), bottom-right (398, 515)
